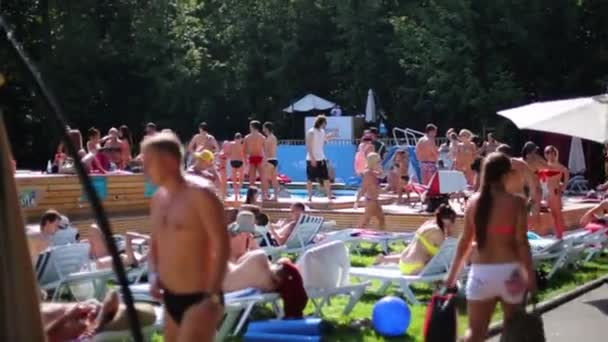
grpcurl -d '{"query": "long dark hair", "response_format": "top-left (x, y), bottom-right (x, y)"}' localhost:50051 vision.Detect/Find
top-left (245, 186), bottom-right (258, 204)
top-left (119, 125), bottom-right (133, 148)
top-left (475, 152), bottom-right (512, 249)
top-left (435, 204), bottom-right (456, 232)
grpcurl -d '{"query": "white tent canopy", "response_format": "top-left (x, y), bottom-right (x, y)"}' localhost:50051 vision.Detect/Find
top-left (497, 95), bottom-right (608, 144)
top-left (283, 94), bottom-right (336, 113)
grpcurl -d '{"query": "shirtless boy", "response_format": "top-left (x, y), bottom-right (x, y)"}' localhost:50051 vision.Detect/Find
top-left (496, 144), bottom-right (542, 229)
top-left (143, 132), bottom-right (229, 342)
top-left (354, 153), bottom-right (386, 229)
top-left (456, 129), bottom-right (477, 185)
top-left (243, 120), bottom-right (267, 196)
top-left (229, 133), bottom-right (245, 200)
top-left (263, 121), bottom-right (280, 201)
top-left (415, 124), bottom-right (439, 185)
top-left (188, 122), bottom-right (219, 154)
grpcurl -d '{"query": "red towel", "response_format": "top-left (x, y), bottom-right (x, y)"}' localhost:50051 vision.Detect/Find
top-left (275, 260), bottom-right (308, 318)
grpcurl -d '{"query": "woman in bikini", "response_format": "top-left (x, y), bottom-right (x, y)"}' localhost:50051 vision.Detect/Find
top-left (543, 145), bottom-right (569, 239)
top-left (354, 153), bottom-right (386, 229)
top-left (86, 127), bottom-right (101, 154)
top-left (229, 133), bottom-right (245, 201)
top-left (118, 125), bottom-right (133, 170)
top-left (445, 152), bottom-right (535, 342)
top-left (374, 204), bottom-right (456, 274)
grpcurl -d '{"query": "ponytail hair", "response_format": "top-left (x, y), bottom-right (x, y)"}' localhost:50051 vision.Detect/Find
top-left (474, 153), bottom-right (512, 249)
top-left (435, 204), bottom-right (457, 233)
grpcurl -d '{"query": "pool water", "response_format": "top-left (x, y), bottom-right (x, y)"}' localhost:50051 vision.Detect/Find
top-left (229, 188), bottom-right (357, 199)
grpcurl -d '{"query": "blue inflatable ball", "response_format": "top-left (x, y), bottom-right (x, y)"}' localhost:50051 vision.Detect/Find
top-left (527, 231), bottom-right (541, 240)
top-left (372, 296), bottom-right (411, 337)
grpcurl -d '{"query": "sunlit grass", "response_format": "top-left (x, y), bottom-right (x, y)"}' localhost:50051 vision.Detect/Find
top-left (152, 242), bottom-right (608, 341)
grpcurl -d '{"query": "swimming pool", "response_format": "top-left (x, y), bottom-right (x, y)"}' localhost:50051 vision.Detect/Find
top-left (229, 188), bottom-right (357, 199)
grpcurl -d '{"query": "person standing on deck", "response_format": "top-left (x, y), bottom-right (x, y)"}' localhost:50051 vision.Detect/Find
top-left (188, 122), bottom-right (219, 154)
top-left (369, 127), bottom-right (386, 159)
top-left (263, 122), bottom-right (280, 201)
top-left (354, 153), bottom-right (386, 229)
top-left (143, 132), bottom-right (229, 342)
top-left (305, 115), bottom-right (335, 202)
top-left (243, 121), bottom-right (267, 196)
top-left (543, 145), bottom-right (569, 239)
top-left (415, 124), bottom-right (439, 185)
top-left (229, 133), bottom-right (245, 201)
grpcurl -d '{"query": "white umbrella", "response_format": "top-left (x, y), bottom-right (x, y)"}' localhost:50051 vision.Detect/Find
top-left (497, 95), bottom-right (608, 143)
top-left (568, 137), bottom-right (586, 174)
top-left (283, 94), bottom-right (336, 113)
top-left (365, 89), bottom-right (376, 123)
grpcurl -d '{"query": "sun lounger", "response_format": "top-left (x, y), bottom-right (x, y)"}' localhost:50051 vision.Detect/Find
top-left (324, 229), bottom-right (414, 254)
top-left (350, 238), bottom-right (458, 304)
top-left (262, 214), bottom-right (324, 258)
top-left (531, 234), bottom-right (588, 279)
top-left (297, 240), bottom-right (370, 316)
top-left (36, 243), bottom-right (113, 301)
top-left (129, 284), bottom-right (280, 340)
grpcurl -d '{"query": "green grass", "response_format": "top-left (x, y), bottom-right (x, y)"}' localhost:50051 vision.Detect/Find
top-left (154, 243), bottom-right (608, 341)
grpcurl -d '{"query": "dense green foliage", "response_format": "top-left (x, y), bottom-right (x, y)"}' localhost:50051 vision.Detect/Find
top-left (2, 0), bottom-right (608, 167)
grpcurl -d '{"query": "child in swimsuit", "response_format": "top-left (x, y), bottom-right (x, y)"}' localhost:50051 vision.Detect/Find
top-left (229, 133), bottom-right (245, 200)
top-left (374, 204), bottom-right (456, 274)
top-left (354, 153), bottom-right (386, 229)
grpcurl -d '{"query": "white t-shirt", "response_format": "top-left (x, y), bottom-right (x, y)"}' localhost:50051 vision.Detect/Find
top-left (306, 128), bottom-right (326, 161)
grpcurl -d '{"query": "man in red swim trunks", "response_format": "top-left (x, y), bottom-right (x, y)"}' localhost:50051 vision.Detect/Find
top-left (243, 120), bottom-right (267, 196)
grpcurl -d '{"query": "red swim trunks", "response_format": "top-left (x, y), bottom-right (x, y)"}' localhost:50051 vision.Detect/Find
top-left (249, 155), bottom-right (263, 166)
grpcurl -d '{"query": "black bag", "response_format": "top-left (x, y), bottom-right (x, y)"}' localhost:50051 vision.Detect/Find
top-left (424, 289), bottom-right (457, 342)
top-left (500, 294), bottom-right (545, 342)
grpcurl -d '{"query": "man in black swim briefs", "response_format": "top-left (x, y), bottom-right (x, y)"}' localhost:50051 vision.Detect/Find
top-left (143, 132), bottom-right (229, 342)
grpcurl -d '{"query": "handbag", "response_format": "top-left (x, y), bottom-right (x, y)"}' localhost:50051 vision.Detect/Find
top-left (500, 293), bottom-right (545, 342)
top-left (424, 288), bottom-right (457, 342)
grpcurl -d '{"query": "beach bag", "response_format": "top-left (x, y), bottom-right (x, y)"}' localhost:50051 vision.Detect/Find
top-left (500, 294), bottom-right (545, 342)
top-left (423, 288), bottom-right (457, 342)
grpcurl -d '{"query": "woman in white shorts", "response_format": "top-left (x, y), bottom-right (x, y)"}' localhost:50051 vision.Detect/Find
top-left (445, 152), bottom-right (536, 342)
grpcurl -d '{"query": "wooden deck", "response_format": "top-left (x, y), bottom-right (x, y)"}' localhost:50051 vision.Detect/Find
top-left (16, 173), bottom-right (595, 238)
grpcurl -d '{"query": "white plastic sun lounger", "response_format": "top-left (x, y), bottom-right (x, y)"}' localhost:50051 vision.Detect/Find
top-left (262, 214), bottom-right (324, 258)
top-left (531, 234), bottom-right (587, 279)
top-left (297, 240), bottom-right (370, 316)
top-left (350, 238), bottom-right (458, 305)
top-left (324, 229), bottom-right (414, 254)
top-left (129, 284), bottom-right (280, 340)
top-left (36, 243), bottom-right (113, 301)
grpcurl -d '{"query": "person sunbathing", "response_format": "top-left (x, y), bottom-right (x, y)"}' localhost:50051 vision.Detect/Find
top-left (374, 204), bottom-right (456, 274)
top-left (27, 210), bottom-right (79, 262)
top-left (266, 202), bottom-right (306, 246)
top-left (187, 149), bottom-right (220, 189)
top-left (86, 225), bottom-right (148, 269)
top-left (580, 199), bottom-right (608, 227)
top-left (223, 252), bottom-right (308, 319)
top-left (228, 211), bottom-right (259, 261)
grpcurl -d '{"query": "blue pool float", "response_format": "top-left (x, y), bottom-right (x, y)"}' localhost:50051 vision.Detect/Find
top-left (246, 318), bottom-right (324, 335)
top-left (527, 231), bottom-right (541, 240)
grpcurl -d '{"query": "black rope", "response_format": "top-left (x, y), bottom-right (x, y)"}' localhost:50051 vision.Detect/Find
top-left (0, 16), bottom-right (143, 342)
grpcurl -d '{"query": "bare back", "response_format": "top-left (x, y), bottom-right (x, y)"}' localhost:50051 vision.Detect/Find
top-left (244, 132), bottom-right (265, 157)
top-left (468, 192), bottom-right (527, 264)
top-left (229, 141), bottom-right (244, 161)
top-left (361, 170), bottom-right (380, 200)
top-left (264, 134), bottom-right (278, 159)
top-left (151, 176), bottom-right (225, 293)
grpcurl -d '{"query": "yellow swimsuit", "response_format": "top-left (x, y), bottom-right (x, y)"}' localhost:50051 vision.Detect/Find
top-left (399, 232), bottom-right (439, 275)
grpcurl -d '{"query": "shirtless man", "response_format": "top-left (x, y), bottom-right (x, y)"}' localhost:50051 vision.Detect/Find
top-left (481, 133), bottom-right (500, 155)
top-left (263, 121), bottom-right (280, 201)
top-left (243, 120), bottom-right (267, 197)
top-left (229, 133), bottom-right (245, 200)
top-left (415, 124), bottom-right (439, 185)
top-left (543, 145), bottom-right (570, 239)
top-left (267, 202), bottom-right (306, 245)
top-left (188, 122), bottom-right (219, 154)
top-left (143, 132), bottom-right (229, 342)
top-left (496, 144), bottom-right (542, 230)
top-left (354, 153), bottom-right (386, 229)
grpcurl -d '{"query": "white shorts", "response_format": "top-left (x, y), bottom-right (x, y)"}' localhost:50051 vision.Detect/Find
top-left (465, 263), bottom-right (526, 304)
